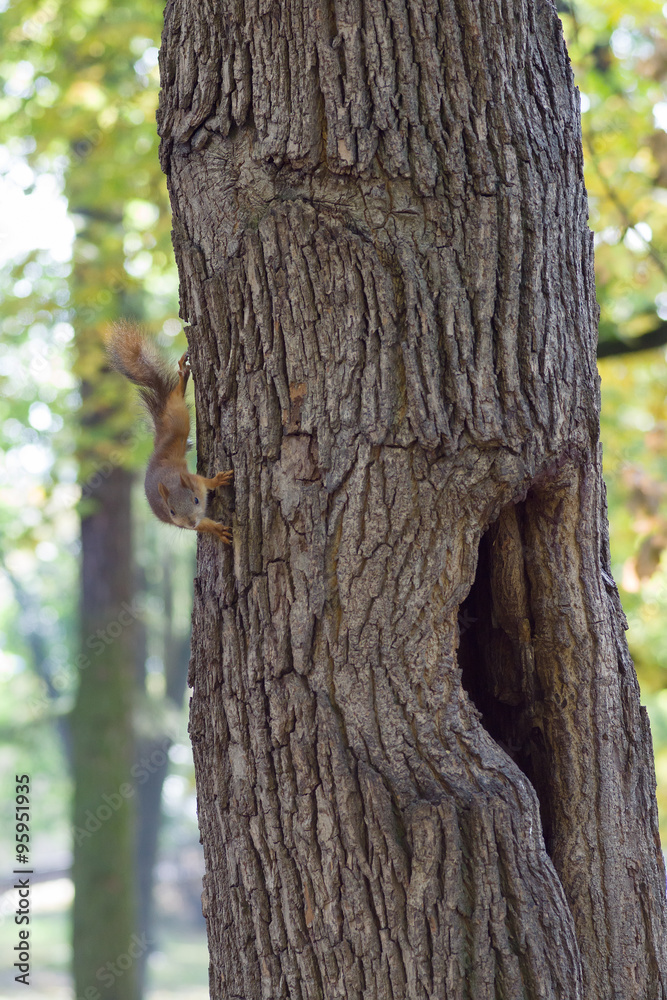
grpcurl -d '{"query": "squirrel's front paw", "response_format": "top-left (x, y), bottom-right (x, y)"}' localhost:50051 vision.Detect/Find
top-left (212, 470), bottom-right (234, 488)
top-left (178, 352), bottom-right (190, 377)
top-left (212, 522), bottom-right (233, 544)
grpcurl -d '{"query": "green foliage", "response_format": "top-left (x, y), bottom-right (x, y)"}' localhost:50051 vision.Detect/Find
top-left (0, 0), bottom-right (186, 719)
top-left (0, 0), bottom-right (183, 479)
top-left (0, 1), bottom-right (202, 986)
top-left (563, 2), bottom-right (667, 346)
top-left (564, 1), bottom-right (667, 838)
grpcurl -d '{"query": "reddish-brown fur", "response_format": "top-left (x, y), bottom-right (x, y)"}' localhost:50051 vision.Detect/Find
top-left (107, 324), bottom-right (233, 542)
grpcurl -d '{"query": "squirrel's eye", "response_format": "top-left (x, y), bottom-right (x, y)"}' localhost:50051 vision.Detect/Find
top-left (194, 497), bottom-right (199, 505)
top-left (170, 509), bottom-right (175, 516)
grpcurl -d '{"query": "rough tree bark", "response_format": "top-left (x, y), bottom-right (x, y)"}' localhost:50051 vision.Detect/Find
top-left (157, 1), bottom-right (667, 997)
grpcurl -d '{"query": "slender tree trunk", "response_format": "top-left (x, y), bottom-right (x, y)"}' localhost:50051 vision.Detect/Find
top-left (158, 1), bottom-right (667, 997)
top-left (71, 467), bottom-right (140, 1000)
top-left (135, 552), bottom-right (192, 963)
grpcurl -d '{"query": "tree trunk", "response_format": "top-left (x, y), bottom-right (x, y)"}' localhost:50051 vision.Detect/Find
top-left (158, 1), bottom-right (667, 997)
top-left (71, 466), bottom-right (140, 1000)
top-left (135, 551), bottom-right (192, 963)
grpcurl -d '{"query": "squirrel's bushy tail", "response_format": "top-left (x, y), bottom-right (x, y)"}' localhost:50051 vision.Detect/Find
top-left (106, 323), bottom-right (178, 423)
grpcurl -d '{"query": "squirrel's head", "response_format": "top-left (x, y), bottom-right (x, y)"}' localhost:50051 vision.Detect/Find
top-left (158, 473), bottom-right (207, 529)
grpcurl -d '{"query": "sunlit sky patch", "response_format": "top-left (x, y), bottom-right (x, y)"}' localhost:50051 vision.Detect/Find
top-left (0, 169), bottom-right (74, 266)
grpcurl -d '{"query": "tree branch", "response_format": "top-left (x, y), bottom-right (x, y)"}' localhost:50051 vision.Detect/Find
top-left (597, 321), bottom-right (667, 358)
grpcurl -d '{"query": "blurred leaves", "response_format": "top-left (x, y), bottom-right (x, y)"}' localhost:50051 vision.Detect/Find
top-left (563, 2), bottom-right (667, 350)
top-left (564, 6), bottom-right (667, 838)
top-left (0, 0), bottom-right (180, 862)
top-left (0, 0), bottom-right (181, 485)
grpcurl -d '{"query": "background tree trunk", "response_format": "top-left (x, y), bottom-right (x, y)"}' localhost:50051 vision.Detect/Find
top-left (158, 1), bottom-right (667, 997)
top-left (135, 551), bottom-right (193, 963)
top-left (72, 466), bottom-right (139, 1000)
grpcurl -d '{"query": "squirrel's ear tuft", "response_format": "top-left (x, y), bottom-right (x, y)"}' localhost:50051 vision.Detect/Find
top-left (180, 472), bottom-right (194, 490)
top-left (158, 482), bottom-right (169, 502)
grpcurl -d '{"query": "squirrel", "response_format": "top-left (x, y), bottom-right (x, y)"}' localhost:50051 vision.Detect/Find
top-left (106, 323), bottom-right (233, 543)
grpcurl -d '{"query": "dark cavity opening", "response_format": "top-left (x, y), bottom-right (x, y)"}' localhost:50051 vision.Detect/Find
top-left (458, 499), bottom-right (554, 852)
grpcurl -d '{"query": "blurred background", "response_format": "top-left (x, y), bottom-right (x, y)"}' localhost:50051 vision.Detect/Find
top-left (1, 0), bottom-right (667, 996)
